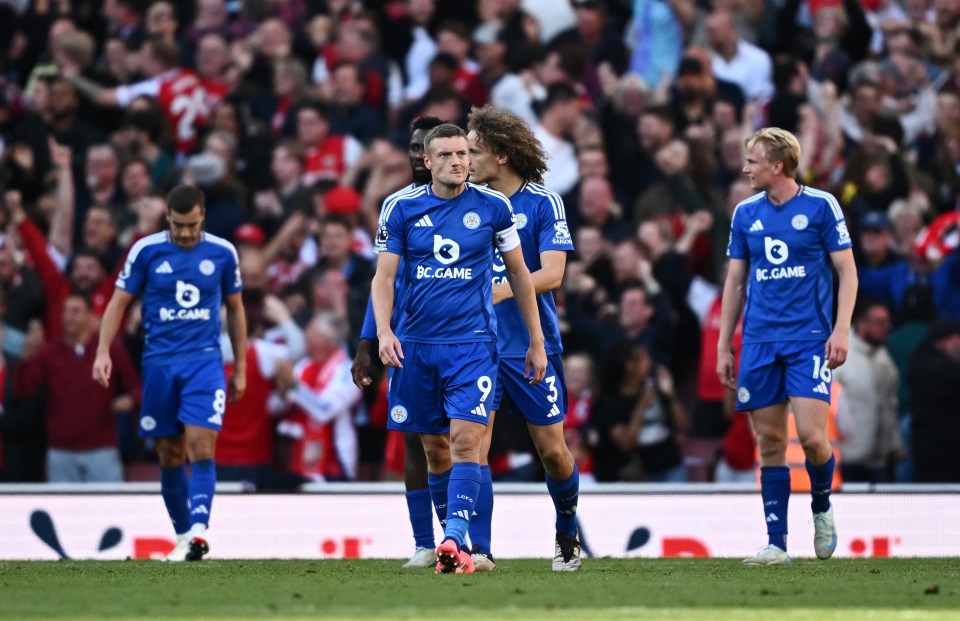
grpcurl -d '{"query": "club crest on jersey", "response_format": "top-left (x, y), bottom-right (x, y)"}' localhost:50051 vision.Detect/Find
top-left (512, 213), bottom-right (528, 229)
top-left (737, 388), bottom-right (750, 403)
top-left (140, 416), bottom-right (157, 431)
top-left (199, 259), bottom-right (215, 276)
top-left (463, 212), bottom-right (481, 229)
top-left (390, 405), bottom-right (408, 424)
top-left (792, 214), bottom-right (808, 230)
top-left (837, 221), bottom-right (851, 245)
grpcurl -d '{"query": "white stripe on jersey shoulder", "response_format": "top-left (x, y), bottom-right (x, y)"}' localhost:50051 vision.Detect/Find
top-left (802, 186), bottom-right (844, 221)
top-left (525, 182), bottom-right (566, 220)
top-left (730, 191), bottom-right (766, 226)
top-left (125, 231), bottom-right (168, 265)
top-left (381, 184), bottom-right (427, 224)
top-left (469, 182), bottom-right (512, 209)
top-left (204, 232), bottom-right (240, 261)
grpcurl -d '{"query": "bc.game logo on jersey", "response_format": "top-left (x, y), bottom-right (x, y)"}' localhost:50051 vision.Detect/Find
top-left (756, 237), bottom-right (806, 282)
top-left (159, 280), bottom-right (211, 321)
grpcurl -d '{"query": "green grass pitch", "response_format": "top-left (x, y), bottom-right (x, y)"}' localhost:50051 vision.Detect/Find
top-left (1, 558), bottom-right (958, 620)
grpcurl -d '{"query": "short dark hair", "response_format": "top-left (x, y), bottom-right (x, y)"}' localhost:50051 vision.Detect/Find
top-left (144, 36), bottom-right (180, 69)
top-left (411, 115), bottom-right (444, 132)
top-left (542, 82), bottom-right (578, 110)
top-left (65, 290), bottom-right (94, 310)
top-left (166, 184), bottom-right (205, 214)
top-left (423, 123), bottom-right (467, 152)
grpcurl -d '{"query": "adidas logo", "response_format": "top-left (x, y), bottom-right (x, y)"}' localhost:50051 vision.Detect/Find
top-left (414, 215), bottom-right (435, 227)
top-left (452, 510), bottom-right (471, 520)
top-left (155, 261), bottom-right (174, 274)
top-left (813, 382), bottom-right (829, 395)
top-left (749, 220), bottom-right (764, 232)
top-left (547, 403), bottom-right (560, 418)
top-left (208, 413), bottom-right (223, 425)
top-left (765, 513), bottom-right (779, 523)
top-left (191, 506), bottom-right (209, 515)
top-left (470, 403), bottom-right (487, 418)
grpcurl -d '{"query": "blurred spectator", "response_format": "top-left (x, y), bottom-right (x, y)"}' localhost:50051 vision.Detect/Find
top-left (908, 319), bottom-right (960, 482)
top-left (14, 293), bottom-right (140, 482)
top-left (572, 176), bottom-right (633, 243)
top-left (296, 101), bottom-right (363, 186)
top-left (102, 0), bottom-right (146, 50)
top-left (217, 291), bottom-right (305, 484)
top-left (473, 20), bottom-right (538, 125)
top-left (549, 0), bottom-right (628, 102)
top-left (856, 210), bottom-right (913, 314)
top-left (592, 342), bottom-right (688, 482)
top-left (704, 9), bottom-right (773, 106)
top-left (275, 311), bottom-right (362, 481)
top-left (329, 61), bottom-right (385, 144)
top-left (534, 83), bottom-right (581, 196)
top-left (61, 36), bottom-right (211, 156)
top-left (562, 352), bottom-right (597, 483)
top-left (625, 0), bottom-right (684, 89)
top-left (834, 298), bottom-right (903, 483)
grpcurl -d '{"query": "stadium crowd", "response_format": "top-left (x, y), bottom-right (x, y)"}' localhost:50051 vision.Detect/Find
top-left (0, 0), bottom-right (958, 485)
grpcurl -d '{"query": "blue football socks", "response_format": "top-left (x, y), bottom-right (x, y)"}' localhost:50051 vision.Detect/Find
top-left (427, 469), bottom-right (451, 530)
top-left (760, 466), bottom-right (790, 551)
top-left (806, 454), bottom-right (835, 514)
top-left (547, 465), bottom-right (580, 538)
top-left (468, 465), bottom-right (494, 554)
top-left (160, 465), bottom-right (190, 535)
top-left (187, 459), bottom-right (216, 528)
top-left (443, 462), bottom-right (481, 549)
top-left (405, 488), bottom-right (435, 549)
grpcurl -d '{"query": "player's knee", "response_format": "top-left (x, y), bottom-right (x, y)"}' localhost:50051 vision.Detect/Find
top-left (157, 445), bottom-right (186, 467)
top-left (799, 434), bottom-right (830, 459)
top-left (537, 441), bottom-right (572, 473)
top-left (421, 440), bottom-right (451, 472)
top-left (756, 436), bottom-right (787, 462)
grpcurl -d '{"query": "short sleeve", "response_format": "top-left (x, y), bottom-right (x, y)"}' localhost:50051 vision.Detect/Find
top-left (817, 194), bottom-right (853, 252)
top-left (221, 244), bottom-right (243, 295)
top-left (116, 249), bottom-right (147, 295)
top-left (726, 208), bottom-right (748, 259)
top-left (537, 193), bottom-right (574, 252)
top-left (380, 200), bottom-right (406, 256)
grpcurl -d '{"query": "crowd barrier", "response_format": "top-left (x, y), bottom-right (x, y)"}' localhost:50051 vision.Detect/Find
top-left (2, 483), bottom-right (958, 560)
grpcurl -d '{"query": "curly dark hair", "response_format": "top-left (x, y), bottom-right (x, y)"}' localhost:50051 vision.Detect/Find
top-left (467, 105), bottom-right (548, 185)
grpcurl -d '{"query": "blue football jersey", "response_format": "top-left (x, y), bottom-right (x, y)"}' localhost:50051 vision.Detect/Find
top-left (376, 182), bottom-right (518, 344)
top-left (118, 231), bottom-right (242, 363)
top-left (727, 186), bottom-right (852, 343)
top-left (360, 183), bottom-right (419, 341)
top-left (493, 182), bottom-right (573, 357)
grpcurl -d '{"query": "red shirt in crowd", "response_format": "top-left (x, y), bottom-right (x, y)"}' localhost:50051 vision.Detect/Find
top-left (13, 335), bottom-right (140, 451)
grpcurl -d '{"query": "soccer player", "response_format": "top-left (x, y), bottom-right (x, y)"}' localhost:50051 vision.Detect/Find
top-left (93, 184), bottom-right (247, 562)
top-left (352, 116), bottom-right (445, 569)
top-left (717, 128), bottom-right (857, 566)
top-left (372, 123), bottom-right (546, 574)
top-left (465, 105), bottom-right (581, 572)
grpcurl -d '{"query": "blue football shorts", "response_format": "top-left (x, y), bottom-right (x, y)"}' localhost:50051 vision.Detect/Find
top-left (139, 357), bottom-right (227, 437)
top-left (489, 354), bottom-right (566, 426)
top-left (736, 340), bottom-right (833, 411)
top-left (386, 341), bottom-right (497, 434)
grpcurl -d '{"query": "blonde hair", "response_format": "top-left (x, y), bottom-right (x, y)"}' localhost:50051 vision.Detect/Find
top-left (745, 127), bottom-right (801, 178)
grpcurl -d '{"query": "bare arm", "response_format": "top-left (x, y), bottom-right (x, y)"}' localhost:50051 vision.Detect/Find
top-left (492, 250), bottom-right (567, 304)
top-left (225, 291), bottom-right (248, 402)
top-left (47, 138), bottom-right (74, 257)
top-left (501, 245), bottom-right (546, 383)
top-left (371, 251), bottom-right (402, 368)
top-left (262, 212), bottom-right (306, 264)
top-left (93, 289), bottom-right (135, 387)
top-left (64, 72), bottom-right (120, 107)
top-left (826, 248), bottom-right (857, 369)
top-left (716, 258), bottom-right (748, 390)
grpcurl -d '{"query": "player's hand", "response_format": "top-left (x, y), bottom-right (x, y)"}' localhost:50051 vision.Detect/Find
top-left (824, 329), bottom-right (849, 369)
top-left (228, 369), bottom-right (247, 402)
top-left (93, 351), bottom-right (113, 388)
top-left (524, 343), bottom-right (547, 384)
top-left (492, 282), bottom-right (512, 305)
top-left (351, 339), bottom-right (374, 388)
top-left (378, 331), bottom-right (404, 368)
top-left (716, 350), bottom-right (737, 390)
